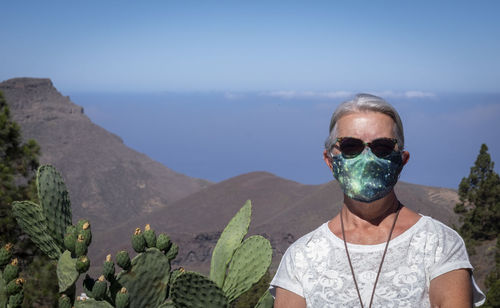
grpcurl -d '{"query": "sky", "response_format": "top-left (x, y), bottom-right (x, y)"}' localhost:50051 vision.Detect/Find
top-left (1, 1), bottom-right (500, 188)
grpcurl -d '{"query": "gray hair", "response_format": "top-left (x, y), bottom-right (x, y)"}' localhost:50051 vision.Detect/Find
top-left (324, 93), bottom-right (405, 152)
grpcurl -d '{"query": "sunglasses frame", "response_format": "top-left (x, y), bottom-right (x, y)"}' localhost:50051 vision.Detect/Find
top-left (331, 137), bottom-right (401, 159)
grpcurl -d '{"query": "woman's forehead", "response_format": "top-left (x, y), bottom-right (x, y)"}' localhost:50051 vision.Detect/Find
top-left (335, 112), bottom-right (396, 139)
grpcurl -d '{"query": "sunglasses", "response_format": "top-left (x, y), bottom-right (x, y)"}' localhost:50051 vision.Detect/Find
top-left (332, 137), bottom-right (400, 158)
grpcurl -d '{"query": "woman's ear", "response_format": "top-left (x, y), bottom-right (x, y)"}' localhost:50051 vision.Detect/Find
top-left (323, 150), bottom-right (333, 170)
top-left (402, 150), bottom-right (410, 166)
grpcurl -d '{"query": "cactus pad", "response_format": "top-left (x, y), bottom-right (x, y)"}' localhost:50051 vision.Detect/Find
top-left (156, 234), bottom-right (171, 252)
top-left (0, 243), bottom-right (13, 266)
top-left (254, 290), bottom-right (274, 308)
top-left (143, 224), bottom-right (156, 248)
top-left (165, 243), bottom-right (178, 261)
top-left (12, 201), bottom-right (62, 259)
top-left (75, 235), bottom-right (88, 257)
top-left (6, 278), bottom-right (24, 295)
top-left (92, 276), bottom-right (107, 300)
top-left (115, 287), bottom-right (130, 308)
top-left (131, 228), bottom-right (146, 253)
top-left (8, 290), bottom-right (24, 308)
top-left (59, 294), bottom-right (72, 308)
top-left (116, 248), bottom-right (171, 308)
top-left (57, 250), bottom-right (79, 292)
top-left (172, 271), bottom-right (228, 308)
top-left (76, 256), bottom-right (90, 273)
top-left (36, 165), bottom-right (72, 250)
top-left (3, 259), bottom-right (20, 283)
top-left (222, 235), bottom-right (272, 302)
top-left (210, 200), bottom-right (251, 287)
top-left (102, 255), bottom-right (115, 281)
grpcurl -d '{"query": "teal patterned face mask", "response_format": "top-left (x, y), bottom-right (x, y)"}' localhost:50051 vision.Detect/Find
top-left (331, 148), bottom-right (403, 202)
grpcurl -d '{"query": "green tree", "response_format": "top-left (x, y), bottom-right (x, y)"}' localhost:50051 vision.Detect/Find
top-left (0, 91), bottom-right (58, 307)
top-left (454, 144), bottom-right (500, 247)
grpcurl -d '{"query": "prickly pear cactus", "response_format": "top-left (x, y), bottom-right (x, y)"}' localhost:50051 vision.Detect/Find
top-left (0, 243), bottom-right (13, 267)
top-left (254, 290), bottom-right (274, 308)
top-left (115, 248), bottom-right (171, 308)
top-left (116, 251), bottom-right (131, 271)
top-left (156, 234), bottom-right (171, 252)
top-left (210, 200), bottom-right (251, 287)
top-left (102, 254), bottom-right (115, 281)
top-left (3, 259), bottom-right (20, 283)
top-left (115, 287), bottom-right (130, 308)
top-left (143, 224), bottom-right (156, 248)
top-left (57, 250), bottom-right (79, 292)
top-left (172, 271), bottom-right (228, 308)
top-left (36, 164), bottom-right (72, 249)
top-left (11, 201), bottom-right (61, 259)
top-left (74, 297), bottom-right (114, 307)
top-left (222, 235), bottom-right (272, 302)
top-left (131, 228), bottom-right (146, 253)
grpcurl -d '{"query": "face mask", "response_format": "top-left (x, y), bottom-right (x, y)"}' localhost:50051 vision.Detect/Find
top-left (331, 148), bottom-right (403, 202)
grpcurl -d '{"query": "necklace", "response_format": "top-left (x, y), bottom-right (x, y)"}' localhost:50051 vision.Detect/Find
top-left (340, 202), bottom-right (401, 308)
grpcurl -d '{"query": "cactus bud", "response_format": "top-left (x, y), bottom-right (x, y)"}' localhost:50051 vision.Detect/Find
top-left (143, 224), bottom-right (156, 248)
top-left (156, 233), bottom-right (172, 252)
top-left (76, 256), bottom-right (90, 273)
top-left (3, 258), bottom-right (20, 283)
top-left (102, 254), bottom-right (115, 281)
top-left (59, 294), bottom-right (72, 308)
top-left (92, 275), bottom-right (107, 300)
top-left (79, 222), bottom-right (92, 246)
top-left (116, 250), bottom-right (131, 270)
top-left (132, 228), bottom-right (146, 253)
top-left (165, 242), bottom-right (179, 261)
top-left (75, 234), bottom-right (88, 257)
top-left (0, 243), bottom-right (14, 267)
top-left (115, 287), bottom-right (130, 308)
top-left (6, 278), bottom-right (25, 295)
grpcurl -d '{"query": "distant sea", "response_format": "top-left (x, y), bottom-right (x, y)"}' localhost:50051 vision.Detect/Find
top-left (69, 91), bottom-right (500, 189)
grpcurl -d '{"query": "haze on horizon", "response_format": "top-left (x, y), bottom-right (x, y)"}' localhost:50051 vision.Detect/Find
top-left (1, 1), bottom-right (499, 189)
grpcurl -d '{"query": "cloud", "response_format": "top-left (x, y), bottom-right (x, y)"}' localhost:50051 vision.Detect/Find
top-left (262, 90), bottom-right (435, 100)
top-left (373, 91), bottom-right (436, 99)
top-left (224, 92), bottom-right (244, 100)
top-left (262, 90), bottom-right (353, 99)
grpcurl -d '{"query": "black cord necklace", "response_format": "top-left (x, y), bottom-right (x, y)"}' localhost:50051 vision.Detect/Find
top-left (340, 202), bottom-right (401, 308)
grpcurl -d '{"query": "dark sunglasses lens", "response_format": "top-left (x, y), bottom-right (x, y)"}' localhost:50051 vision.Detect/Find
top-left (339, 138), bottom-right (365, 157)
top-left (370, 139), bottom-right (396, 157)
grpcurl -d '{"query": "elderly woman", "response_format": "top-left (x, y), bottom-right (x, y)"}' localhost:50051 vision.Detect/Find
top-left (271, 94), bottom-right (485, 307)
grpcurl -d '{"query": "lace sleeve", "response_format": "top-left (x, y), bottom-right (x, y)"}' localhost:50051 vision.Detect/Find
top-left (269, 245), bottom-right (305, 298)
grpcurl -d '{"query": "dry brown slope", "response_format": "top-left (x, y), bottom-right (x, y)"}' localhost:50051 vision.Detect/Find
top-left (0, 77), bottom-right (212, 232)
top-left (99, 171), bottom-right (460, 275)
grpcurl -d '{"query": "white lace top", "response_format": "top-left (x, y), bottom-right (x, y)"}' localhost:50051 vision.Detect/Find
top-left (271, 216), bottom-right (485, 307)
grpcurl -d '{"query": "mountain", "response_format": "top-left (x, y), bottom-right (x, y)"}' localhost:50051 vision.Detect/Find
top-left (98, 171), bottom-right (460, 275)
top-left (0, 77), bottom-right (212, 233)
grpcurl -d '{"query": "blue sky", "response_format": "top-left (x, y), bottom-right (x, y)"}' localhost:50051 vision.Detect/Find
top-left (1, 1), bottom-right (500, 188)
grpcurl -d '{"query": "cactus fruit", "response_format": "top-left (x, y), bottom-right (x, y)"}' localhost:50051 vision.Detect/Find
top-left (76, 256), bottom-right (90, 273)
top-left (8, 290), bottom-right (24, 308)
top-left (131, 228), bottom-right (146, 253)
top-left (92, 275), bottom-right (107, 300)
top-left (64, 229), bottom-right (77, 254)
top-left (156, 234), bottom-right (172, 252)
top-left (143, 224), bottom-right (156, 248)
top-left (75, 234), bottom-right (88, 257)
top-left (3, 259), bottom-right (20, 283)
top-left (165, 243), bottom-right (178, 261)
top-left (6, 278), bottom-right (24, 295)
top-left (210, 200), bottom-right (251, 287)
top-left (115, 250), bottom-right (131, 270)
top-left (59, 294), bottom-right (72, 308)
top-left (102, 254), bottom-right (115, 281)
top-left (79, 221), bottom-right (92, 246)
top-left (0, 243), bottom-right (13, 267)
top-left (115, 287), bottom-right (130, 308)
top-left (172, 271), bottom-right (228, 308)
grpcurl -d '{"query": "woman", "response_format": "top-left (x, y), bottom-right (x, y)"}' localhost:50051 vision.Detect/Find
top-left (271, 94), bottom-right (485, 307)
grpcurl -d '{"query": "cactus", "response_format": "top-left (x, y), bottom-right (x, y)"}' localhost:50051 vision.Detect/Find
top-left (7, 290), bottom-right (23, 308)
top-left (57, 250), bottom-right (79, 292)
top-left (115, 251), bottom-right (131, 271)
top-left (92, 276), bottom-right (107, 300)
top-left (156, 234), bottom-right (172, 252)
top-left (75, 234), bottom-right (88, 257)
top-left (0, 244), bottom-right (13, 267)
top-left (11, 201), bottom-right (62, 259)
top-left (172, 271), bottom-right (228, 308)
top-left (165, 243), bottom-right (178, 261)
top-left (76, 256), bottom-right (90, 273)
top-left (59, 294), bottom-right (72, 308)
top-left (6, 278), bottom-right (24, 295)
top-left (3, 259), bottom-right (19, 283)
top-left (255, 291), bottom-right (274, 308)
top-left (115, 287), bottom-right (130, 308)
top-left (36, 165), bottom-right (72, 250)
top-left (143, 224), bottom-right (156, 248)
top-left (131, 228), bottom-right (146, 253)
top-left (78, 220), bottom-right (92, 246)
top-left (114, 248), bottom-right (171, 308)
top-left (222, 235), bottom-right (272, 302)
top-left (74, 297), bottom-right (114, 307)
top-left (102, 254), bottom-right (115, 281)
top-left (210, 200), bottom-right (252, 287)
